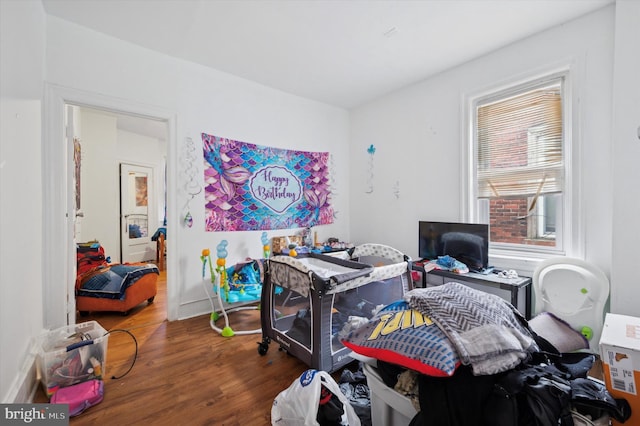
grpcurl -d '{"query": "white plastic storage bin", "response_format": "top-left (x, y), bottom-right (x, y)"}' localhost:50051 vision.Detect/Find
top-left (363, 362), bottom-right (417, 426)
top-left (36, 321), bottom-right (108, 397)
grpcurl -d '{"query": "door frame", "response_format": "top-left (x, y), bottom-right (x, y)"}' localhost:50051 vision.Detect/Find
top-left (43, 83), bottom-right (178, 328)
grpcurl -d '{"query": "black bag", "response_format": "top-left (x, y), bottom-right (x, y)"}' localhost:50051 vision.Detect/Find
top-left (317, 384), bottom-right (345, 426)
top-left (485, 364), bottom-right (574, 426)
top-left (485, 352), bottom-right (633, 426)
top-left (571, 377), bottom-right (632, 423)
top-left (524, 375), bottom-right (573, 426)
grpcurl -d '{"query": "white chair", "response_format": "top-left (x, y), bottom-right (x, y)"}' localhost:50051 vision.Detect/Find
top-left (533, 257), bottom-right (609, 353)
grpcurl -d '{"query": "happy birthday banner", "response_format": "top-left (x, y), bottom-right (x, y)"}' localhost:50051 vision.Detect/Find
top-left (202, 133), bottom-right (334, 231)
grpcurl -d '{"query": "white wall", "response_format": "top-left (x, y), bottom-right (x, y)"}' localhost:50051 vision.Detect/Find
top-left (0, 0), bottom-right (46, 403)
top-left (78, 109), bottom-right (119, 257)
top-left (349, 6), bottom-right (616, 281)
top-left (170, 63), bottom-right (351, 316)
top-left (43, 15), bottom-right (351, 323)
top-left (610, 0), bottom-right (640, 316)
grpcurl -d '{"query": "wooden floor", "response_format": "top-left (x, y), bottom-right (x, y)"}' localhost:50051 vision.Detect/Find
top-left (35, 270), bottom-right (324, 425)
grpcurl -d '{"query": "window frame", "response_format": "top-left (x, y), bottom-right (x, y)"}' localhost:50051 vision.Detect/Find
top-left (462, 67), bottom-right (581, 263)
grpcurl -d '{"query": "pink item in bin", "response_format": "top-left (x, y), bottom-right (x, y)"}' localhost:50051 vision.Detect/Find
top-left (50, 379), bottom-right (104, 417)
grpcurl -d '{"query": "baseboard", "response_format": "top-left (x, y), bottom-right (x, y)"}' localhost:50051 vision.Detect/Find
top-left (3, 351), bottom-right (38, 403)
top-left (177, 294), bottom-right (251, 321)
top-left (177, 298), bottom-right (216, 321)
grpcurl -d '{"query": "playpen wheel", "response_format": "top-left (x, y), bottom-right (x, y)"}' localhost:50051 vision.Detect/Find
top-left (147, 296), bottom-right (155, 304)
top-left (257, 341), bottom-right (269, 356)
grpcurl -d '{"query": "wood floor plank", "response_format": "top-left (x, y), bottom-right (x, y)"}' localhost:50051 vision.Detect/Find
top-left (34, 271), bottom-right (326, 425)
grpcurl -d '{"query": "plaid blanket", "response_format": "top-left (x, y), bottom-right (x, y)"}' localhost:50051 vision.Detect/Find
top-left (77, 264), bottom-right (159, 300)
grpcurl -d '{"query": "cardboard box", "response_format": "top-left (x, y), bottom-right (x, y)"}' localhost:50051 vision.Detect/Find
top-left (271, 235), bottom-right (303, 255)
top-left (599, 313), bottom-right (640, 425)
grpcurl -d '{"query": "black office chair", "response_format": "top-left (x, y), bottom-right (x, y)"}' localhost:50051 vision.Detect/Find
top-left (441, 232), bottom-right (484, 271)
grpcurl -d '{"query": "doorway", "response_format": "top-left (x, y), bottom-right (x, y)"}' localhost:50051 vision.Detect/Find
top-left (43, 84), bottom-right (176, 328)
top-left (71, 106), bottom-right (167, 325)
top-left (120, 163), bottom-right (156, 263)
top-left (71, 106), bottom-right (165, 264)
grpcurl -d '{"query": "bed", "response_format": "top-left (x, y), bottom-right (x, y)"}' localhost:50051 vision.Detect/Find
top-left (257, 243), bottom-right (412, 373)
top-left (75, 242), bottom-right (159, 315)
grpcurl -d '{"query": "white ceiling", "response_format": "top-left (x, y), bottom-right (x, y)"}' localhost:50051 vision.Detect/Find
top-left (42, 0), bottom-right (612, 110)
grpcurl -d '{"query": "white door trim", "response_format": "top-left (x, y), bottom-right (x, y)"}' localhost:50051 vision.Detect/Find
top-left (43, 83), bottom-right (178, 328)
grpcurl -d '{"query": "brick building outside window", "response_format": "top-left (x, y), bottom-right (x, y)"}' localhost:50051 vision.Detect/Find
top-left (471, 74), bottom-right (565, 253)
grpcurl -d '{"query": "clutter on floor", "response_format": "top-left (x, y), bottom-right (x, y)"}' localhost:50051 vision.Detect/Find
top-left (261, 247), bottom-right (630, 425)
top-left (38, 320), bottom-right (139, 417)
top-left (338, 363), bottom-right (371, 426)
top-left (335, 283), bottom-right (633, 425)
top-left (49, 379), bottom-right (104, 417)
top-left (37, 321), bottom-right (108, 398)
top-left (271, 369), bottom-right (361, 426)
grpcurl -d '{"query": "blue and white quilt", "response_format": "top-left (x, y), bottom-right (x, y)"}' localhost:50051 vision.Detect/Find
top-left (77, 264), bottom-right (159, 300)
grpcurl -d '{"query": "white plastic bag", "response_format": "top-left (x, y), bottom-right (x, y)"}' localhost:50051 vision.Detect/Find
top-left (571, 409), bottom-right (610, 426)
top-left (272, 369), bottom-right (361, 426)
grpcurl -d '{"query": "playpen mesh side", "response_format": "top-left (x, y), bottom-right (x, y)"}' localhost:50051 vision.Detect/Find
top-left (268, 256), bottom-right (317, 297)
top-left (325, 244), bottom-right (412, 295)
top-left (268, 254), bottom-right (376, 296)
top-left (351, 243), bottom-right (406, 264)
top-left (326, 262), bottom-right (410, 294)
top-left (263, 251), bottom-right (412, 372)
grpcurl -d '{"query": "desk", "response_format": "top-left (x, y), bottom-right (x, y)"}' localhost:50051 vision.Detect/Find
top-left (411, 261), bottom-right (532, 318)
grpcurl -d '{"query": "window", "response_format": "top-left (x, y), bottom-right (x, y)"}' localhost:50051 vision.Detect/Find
top-left (471, 74), bottom-right (567, 254)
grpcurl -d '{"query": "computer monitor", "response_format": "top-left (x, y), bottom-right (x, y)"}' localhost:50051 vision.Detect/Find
top-left (418, 221), bottom-right (489, 272)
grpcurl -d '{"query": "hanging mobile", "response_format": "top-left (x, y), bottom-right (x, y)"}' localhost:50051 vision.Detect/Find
top-left (183, 189), bottom-right (200, 228)
top-left (183, 136), bottom-right (202, 228)
top-left (184, 211), bottom-right (193, 228)
top-left (365, 144), bottom-right (376, 194)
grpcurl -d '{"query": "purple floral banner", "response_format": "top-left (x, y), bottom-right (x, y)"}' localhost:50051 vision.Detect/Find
top-left (202, 133), bottom-right (334, 231)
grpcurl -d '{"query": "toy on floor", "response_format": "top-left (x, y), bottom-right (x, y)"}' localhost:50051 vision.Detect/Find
top-left (201, 239), bottom-right (265, 337)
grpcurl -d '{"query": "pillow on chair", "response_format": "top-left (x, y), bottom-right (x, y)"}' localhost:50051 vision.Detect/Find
top-left (529, 311), bottom-right (589, 353)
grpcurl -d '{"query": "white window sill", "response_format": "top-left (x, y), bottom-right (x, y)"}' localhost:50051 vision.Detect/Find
top-left (489, 249), bottom-right (562, 278)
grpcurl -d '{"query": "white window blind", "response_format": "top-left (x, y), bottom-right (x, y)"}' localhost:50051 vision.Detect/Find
top-left (476, 82), bottom-right (563, 199)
